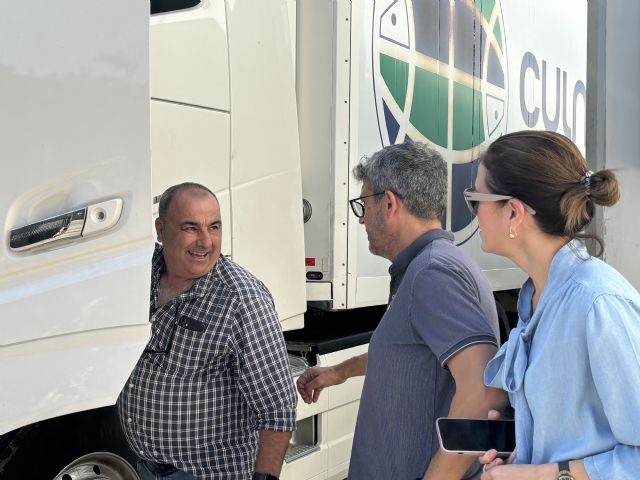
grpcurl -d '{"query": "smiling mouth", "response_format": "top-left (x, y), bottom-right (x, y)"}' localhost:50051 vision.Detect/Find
top-left (188, 250), bottom-right (209, 258)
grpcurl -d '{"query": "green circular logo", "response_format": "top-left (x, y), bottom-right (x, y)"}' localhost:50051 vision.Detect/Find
top-left (373, 0), bottom-right (508, 242)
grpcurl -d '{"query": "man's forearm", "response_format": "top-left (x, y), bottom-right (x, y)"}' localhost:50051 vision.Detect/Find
top-left (423, 344), bottom-right (508, 480)
top-left (254, 429), bottom-right (292, 477)
top-left (336, 352), bottom-right (368, 380)
top-left (423, 448), bottom-right (477, 480)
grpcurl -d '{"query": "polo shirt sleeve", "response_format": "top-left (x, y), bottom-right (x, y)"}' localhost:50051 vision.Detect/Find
top-left (583, 294), bottom-right (640, 479)
top-left (409, 261), bottom-right (498, 367)
top-left (235, 291), bottom-right (297, 432)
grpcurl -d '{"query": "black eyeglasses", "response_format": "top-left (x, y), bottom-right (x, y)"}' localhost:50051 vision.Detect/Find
top-left (349, 192), bottom-right (385, 218)
top-left (463, 188), bottom-right (536, 216)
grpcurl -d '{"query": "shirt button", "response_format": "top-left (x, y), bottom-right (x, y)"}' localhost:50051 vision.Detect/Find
top-left (128, 383), bottom-right (133, 388)
top-left (127, 418), bottom-right (133, 424)
top-left (139, 450), bottom-right (144, 455)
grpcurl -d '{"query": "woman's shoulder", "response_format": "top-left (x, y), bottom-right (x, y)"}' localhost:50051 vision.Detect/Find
top-left (571, 256), bottom-right (640, 301)
top-left (563, 258), bottom-right (640, 335)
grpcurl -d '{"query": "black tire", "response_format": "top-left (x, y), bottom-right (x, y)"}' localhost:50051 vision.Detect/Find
top-left (0, 406), bottom-right (139, 480)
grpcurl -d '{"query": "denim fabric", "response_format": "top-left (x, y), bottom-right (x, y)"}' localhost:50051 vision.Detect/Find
top-left (485, 240), bottom-right (640, 479)
top-left (137, 459), bottom-right (196, 480)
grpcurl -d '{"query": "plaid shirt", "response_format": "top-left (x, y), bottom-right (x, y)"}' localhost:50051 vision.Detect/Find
top-left (118, 245), bottom-right (297, 479)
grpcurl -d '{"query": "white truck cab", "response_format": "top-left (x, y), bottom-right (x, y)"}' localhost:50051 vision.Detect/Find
top-left (0, 0), bottom-right (151, 478)
top-left (5, 1), bottom-right (629, 480)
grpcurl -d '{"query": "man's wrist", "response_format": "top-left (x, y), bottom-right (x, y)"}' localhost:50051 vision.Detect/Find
top-left (252, 473), bottom-right (278, 480)
top-left (332, 364), bottom-right (347, 384)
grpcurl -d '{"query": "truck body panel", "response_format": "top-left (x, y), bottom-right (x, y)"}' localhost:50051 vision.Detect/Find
top-left (590, 1), bottom-right (640, 289)
top-left (0, 0), bottom-right (152, 435)
top-left (150, 0), bottom-right (307, 331)
top-left (300, 0), bottom-right (588, 310)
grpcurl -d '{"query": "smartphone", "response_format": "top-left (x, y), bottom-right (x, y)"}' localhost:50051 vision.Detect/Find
top-left (436, 417), bottom-right (515, 457)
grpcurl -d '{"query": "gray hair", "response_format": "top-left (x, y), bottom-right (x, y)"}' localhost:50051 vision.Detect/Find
top-left (158, 182), bottom-right (217, 220)
top-left (353, 142), bottom-right (447, 220)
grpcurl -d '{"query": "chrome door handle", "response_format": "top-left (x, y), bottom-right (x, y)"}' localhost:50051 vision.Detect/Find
top-left (9, 198), bottom-right (123, 252)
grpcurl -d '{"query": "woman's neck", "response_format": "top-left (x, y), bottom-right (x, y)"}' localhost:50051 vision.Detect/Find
top-left (510, 233), bottom-right (569, 311)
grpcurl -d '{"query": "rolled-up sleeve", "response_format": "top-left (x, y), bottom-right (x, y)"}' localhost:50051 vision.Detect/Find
top-left (236, 292), bottom-right (297, 432)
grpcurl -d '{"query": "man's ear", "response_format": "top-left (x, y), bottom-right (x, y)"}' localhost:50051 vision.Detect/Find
top-left (155, 217), bottom-right (164, 243)
top-left (384, 190), bottom-right (401, 215)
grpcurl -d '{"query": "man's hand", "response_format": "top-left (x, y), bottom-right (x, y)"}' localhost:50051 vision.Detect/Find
top-left (296, 366), bottom-right (345, 404)
top-left (296, 353), bottom-right (368, 404)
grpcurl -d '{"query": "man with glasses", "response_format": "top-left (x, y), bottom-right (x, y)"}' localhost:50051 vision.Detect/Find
top-left (118, 182), bottom-right (296, 480)
top-left (297, 142), bottom-right (507, 480)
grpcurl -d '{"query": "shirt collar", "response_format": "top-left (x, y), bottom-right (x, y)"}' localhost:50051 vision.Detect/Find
top-left (389, 228), bottom-right (454, 275)
top-left (151, 243), bottom-right (222, 305)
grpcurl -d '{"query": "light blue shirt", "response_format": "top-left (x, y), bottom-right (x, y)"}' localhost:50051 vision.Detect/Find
top-left (485, 241), bottom-right (640, 479)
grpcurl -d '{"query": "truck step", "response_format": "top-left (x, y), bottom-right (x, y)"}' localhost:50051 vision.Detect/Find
top-left (285, 443), bottom-right (320, 463)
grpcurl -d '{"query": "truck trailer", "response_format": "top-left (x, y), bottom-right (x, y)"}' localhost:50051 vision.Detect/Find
top-left (4, 1), bottom-right (630, 479)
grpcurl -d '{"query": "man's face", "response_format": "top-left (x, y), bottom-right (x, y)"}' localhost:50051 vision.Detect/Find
top-left (359, 183), bottom-right (390, 259)
top-left (155, 188), bottom-right (222, 281)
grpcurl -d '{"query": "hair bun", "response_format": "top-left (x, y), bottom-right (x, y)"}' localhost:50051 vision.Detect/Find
top-left (589, 169), bottom-right (620, 207)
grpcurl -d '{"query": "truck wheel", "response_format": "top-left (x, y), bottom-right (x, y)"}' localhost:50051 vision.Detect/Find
top-left (0, 406), bottom-right (139, 480)
top-left (54, 452), bottom-right (138, 480)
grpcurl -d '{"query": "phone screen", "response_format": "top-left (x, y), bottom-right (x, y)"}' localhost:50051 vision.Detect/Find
top-left (436, 418), bottom-right (516, 455)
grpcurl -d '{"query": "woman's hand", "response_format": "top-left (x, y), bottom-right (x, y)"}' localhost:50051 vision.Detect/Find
top-left (477, 411), bottom-right (589, 479)
top-left (479, 449), bottom-right (514, 477)
top-left (478, 410), bottom-right (515, 474)
top-left (480, 463), bottom-right (557, 479)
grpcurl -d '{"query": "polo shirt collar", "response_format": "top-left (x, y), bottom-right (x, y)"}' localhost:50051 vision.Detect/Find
top-left (389, 228), bottom-right (454, 275)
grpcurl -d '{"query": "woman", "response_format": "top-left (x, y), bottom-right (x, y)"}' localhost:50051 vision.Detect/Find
top-left (463, 130), bottom-right (640, 479)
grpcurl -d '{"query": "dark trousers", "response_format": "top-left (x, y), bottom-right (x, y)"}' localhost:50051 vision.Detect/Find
top-left (137, 459), bottom-right (196, 480)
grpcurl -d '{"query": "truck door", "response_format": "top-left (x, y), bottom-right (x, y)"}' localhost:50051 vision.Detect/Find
top-left (0, 0), bottom-right (152, 435)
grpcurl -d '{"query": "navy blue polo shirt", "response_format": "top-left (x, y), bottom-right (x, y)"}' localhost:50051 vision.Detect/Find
top-left (349, 229), bottom-right (499, 480)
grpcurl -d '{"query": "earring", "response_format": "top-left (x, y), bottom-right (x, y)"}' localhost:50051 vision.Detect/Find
top-left (509, 227), bottom-right (517, 239)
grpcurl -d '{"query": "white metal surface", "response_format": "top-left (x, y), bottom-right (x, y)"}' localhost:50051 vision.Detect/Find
top-left (343, 0), bottom-right (588, 308)
top-left (0, 0), bottom-right (151, 433)
top-left (150, 101), bottom-right (231, 198)
top-left (297, 0), bottom-right (588, 308)
top-left (299, 1), bottom-right (586, 309)
top-left (297, 0), bottom-right (358, 309)
top-left (82, 199), bottom-right (124, 237)
top-left (282, 344), bottom-right (367, 480)
top-left (149, 1), bottom-right (306, 329)
top-left (329, 0), bottom-right (353, 310)
top-left (226, 0), bottom-right (306, 330)
top-left (0, 325), bottom-right (150, 434)
top-left (150, 0), bottom-right (229, 111)
top-left (297, 0), bottom-right (337, 301)
top-left (149, 99), bottom-right (232, 254)
top-left (598, 1), bottom-right (640, 290)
